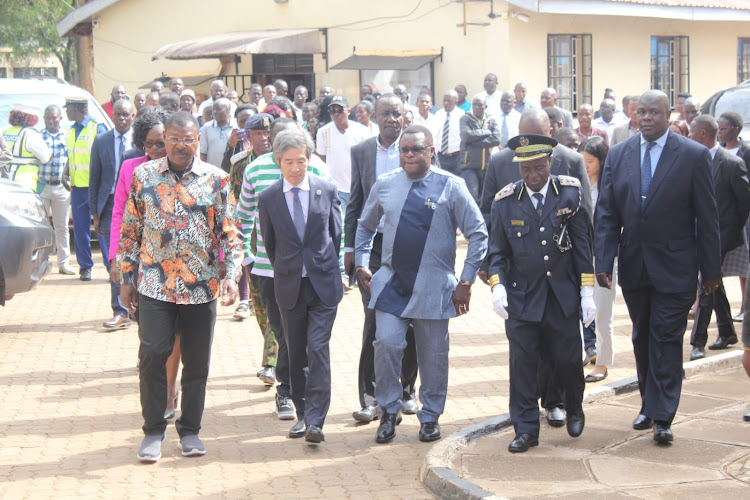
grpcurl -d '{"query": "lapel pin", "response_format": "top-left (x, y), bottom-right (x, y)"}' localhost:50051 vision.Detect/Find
top-left (316, 189), bottom-right (322, 195)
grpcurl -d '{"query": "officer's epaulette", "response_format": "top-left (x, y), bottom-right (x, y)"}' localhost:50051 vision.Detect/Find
top-left (494, 182), bottom-right (515, 201)
top-left (557, 175), bottom-right (581, 187)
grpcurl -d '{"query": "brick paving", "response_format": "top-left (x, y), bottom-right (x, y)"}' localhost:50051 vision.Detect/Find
top-left (0, 240), bottom-right (745, 499)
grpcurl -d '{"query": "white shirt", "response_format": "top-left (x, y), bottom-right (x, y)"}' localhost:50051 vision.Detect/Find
top-left (433, 107), bottom-right (465, 154)
top-left (113, 128), bottom-right (133, 193)
top-left (413, 112), bottom-right (440, 139)
top-left (640, 129), bottom-right (670, 177)
top-left (496, 109), bottom-right (521, 146)
top-left (526, 179), bottom-right (550, 209)
top-left (292, 104), bottom-right (304, 126)
top-left (315, 120), bottom-right (369, 193)
top-left (709, 144), bottom-right (719, 160)
top-left (593, 117), bottom-right (618, 145)
top-left (477, 91), bottom-right (501, 118)
top-left (283, 175), bottom-right (310, 276)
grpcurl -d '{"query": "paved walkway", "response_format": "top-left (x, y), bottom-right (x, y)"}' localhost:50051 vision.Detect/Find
top-left (0, 241), bottom-right (746, 499)
top-left (449, 364), bottom-right (750, 499)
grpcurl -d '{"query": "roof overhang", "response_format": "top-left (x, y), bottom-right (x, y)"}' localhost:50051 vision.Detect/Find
top-left (506, 0), bottom-right (750, 21)
top-left (152, 29), bottom-right (323, 61)
top-left (139, 74), bottom-right (217, 90)
top-left (331, 50), bottom-right (442, 71)
top-left (56, 0), bottom-right (122, 37)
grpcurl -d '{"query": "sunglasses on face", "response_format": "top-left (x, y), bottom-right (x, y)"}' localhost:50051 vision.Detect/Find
top-left (144, 140), bottom-right (166, 149)
top-left (330, 106), bottom-right (346, 115)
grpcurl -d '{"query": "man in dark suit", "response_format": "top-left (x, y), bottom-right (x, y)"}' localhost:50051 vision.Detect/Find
top-left (595, 90), bottom-right (721, 443)
top-left (688, 115), bottom-right (750, 358)
top-left (344, 94), bottom-right (419, 423)
top-left (479, 108), bottom-right (592, 427)
top-left (89, 99), bottom-right (135, 330)
top-left (259, 128), bottom-right (343, 444)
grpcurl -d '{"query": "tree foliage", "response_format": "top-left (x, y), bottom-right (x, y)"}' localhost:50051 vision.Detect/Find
top-left (0, 0), bottom-right (77, 82)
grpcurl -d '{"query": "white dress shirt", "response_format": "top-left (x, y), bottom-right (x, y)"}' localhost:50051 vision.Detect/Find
top-left (496, 109), bottom-right (521, 146)
top-left (477, 91), bottom-right (501, 118)
top-left (526, 178), bottom-right (550, 209)
top-left (113, 129), bottom-right (133, 193)
top-left (640, 129), bottom-right (670, 177)
top-left (434, 107), bottom-right (466, 154)
top-left (283, 175), bottom-right (310, 276)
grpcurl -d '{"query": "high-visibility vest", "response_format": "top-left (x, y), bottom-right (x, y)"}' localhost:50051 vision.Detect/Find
top-left (3, 125), bottom-right (40, 192)
top-left (66, 119), bottom-right (99, 188)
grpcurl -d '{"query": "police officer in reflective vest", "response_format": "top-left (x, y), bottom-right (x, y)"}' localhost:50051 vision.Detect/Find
top-left (62, 97), bottom-right (108, 281)
top-left (2, 102), bottom-right (51, 192)
top-left (487, 134), bottom-right (596, 453)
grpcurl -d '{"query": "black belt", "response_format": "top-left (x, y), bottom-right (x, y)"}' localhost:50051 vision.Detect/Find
top-left (46, 180), bottom-right (62, 185)
top-left (439, 151), bottom-right (459, 158)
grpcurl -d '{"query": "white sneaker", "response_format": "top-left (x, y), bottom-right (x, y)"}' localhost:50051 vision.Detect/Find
top-left (137, 434), bottom-right (166, 463)
top-left (58, 265), bottom-right (75, 275)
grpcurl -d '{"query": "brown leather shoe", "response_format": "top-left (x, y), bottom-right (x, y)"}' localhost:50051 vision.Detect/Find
top-left (103, 315), bottom-right (131, 330)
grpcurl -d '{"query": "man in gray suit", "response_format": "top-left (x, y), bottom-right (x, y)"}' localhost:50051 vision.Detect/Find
top-left (540, 88), bottom-right (574, 129)
top-left (345, 94), bottom-right (419, 423)
top-left (478, 108), bottom-right (592, 427)
top-left (89, 99), bottom-right (134, 330)
top-left (259, 129), bottom-right (343, 444)
top-left (355, 125), bottom-right (487, 444)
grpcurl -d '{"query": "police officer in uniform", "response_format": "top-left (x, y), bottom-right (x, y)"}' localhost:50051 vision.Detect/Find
top-left (487, 134), bottom-right (596, 453)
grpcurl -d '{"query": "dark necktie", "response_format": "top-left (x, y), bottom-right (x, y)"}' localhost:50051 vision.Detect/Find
top-left (441, 111), bottom-right (450, 154)
top-left (641, 141), bottom-right (656, 207)
top-left (292, 187), bottom-right (306, 241)
top-left (533, 192), bottom-right (544, 217)
top-left (500, 114), bottom-right (509, 147)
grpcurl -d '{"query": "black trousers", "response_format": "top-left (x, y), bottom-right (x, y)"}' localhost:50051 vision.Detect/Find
top-left (280, 278), bottom-right (337, 427)
top-left (622, 285), bottom-right (695, 423)
top-left (437, 152), bottom-right (460, 174)
top-left (505, 289), bottom-right (584, 436)
top-left (690, 279), bottom-right (736, 348)
top-left (138, 294), bottom-right (216, 437)
top-left (257, 275), bottom-right (291, 398)
top-left (357, 233), bottom-right (419, 408)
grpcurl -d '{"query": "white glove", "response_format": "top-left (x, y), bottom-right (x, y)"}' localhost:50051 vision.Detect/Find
top-left (241, 255), bottom-right (255, 267)
top-left (581, 286), bottom-right (596, 327)
top-left (492, 284), bottom-right (509, 319)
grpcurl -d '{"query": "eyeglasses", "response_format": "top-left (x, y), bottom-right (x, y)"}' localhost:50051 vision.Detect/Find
top-left (144, 140), bottom-right (166, 149)
top-left (329, 107), bottom-right (346, 115)
top-left (401, 146), bottom-right (430, 154)
top-left (166, 137), bottom-right (197, 145)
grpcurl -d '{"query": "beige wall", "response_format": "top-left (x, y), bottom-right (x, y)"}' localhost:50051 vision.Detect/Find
top-left (89, 0), bottom-right (747, 110)
top-left (0, 51), bottom-right (63, 79)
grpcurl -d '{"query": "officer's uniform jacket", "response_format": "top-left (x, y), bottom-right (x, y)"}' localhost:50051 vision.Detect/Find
top-left (487, 175), bottom-right (594, 322)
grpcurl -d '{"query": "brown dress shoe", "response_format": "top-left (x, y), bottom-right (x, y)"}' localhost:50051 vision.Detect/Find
top-left (103, 315), bottom-right (131, 330)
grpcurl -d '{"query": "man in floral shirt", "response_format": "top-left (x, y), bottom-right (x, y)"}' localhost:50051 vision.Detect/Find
top-left (118, 111), bottom-right (243, 463)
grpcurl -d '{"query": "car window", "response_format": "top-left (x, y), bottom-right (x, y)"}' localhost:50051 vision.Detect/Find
top-left (0, 93), bottom-right (111, 132)
top-left (714, 88), bottom-right (750, 126)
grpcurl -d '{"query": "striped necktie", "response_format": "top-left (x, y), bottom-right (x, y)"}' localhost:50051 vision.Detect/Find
top-left (441, 111), bottom-right (450, 154)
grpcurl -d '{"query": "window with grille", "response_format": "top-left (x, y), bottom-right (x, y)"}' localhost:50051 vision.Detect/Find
top-left (0, 68), bottom-right (6, 78)
top-left (738, 38), bottom-right (750, 85)
top-left (547, 34), bottom-right (592, 113)
top-left (650, 36), bottom-right (689, 109)
top-left (12, 67), bottom-right (58, 79)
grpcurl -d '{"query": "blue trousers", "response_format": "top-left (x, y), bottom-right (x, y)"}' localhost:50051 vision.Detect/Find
top-left (70, 187), bottom-right (93, 271)
top-left (374, 311), bottom-right (449, 423)
top-left (99, 196), bottom-right (128, 317)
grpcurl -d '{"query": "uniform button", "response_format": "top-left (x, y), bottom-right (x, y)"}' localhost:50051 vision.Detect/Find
top-left (540, 227), bottom-right (545, 232)
top-left (546, 271), bottom-right (551, 277)
top-left (544, 255), bottom-right (549, 261)
top-left (512, 282), bottom-right (517, 287)
top-left (517, 232), bottom-right (522, 237)
top-left (541, 240), bottom-right (547, 246)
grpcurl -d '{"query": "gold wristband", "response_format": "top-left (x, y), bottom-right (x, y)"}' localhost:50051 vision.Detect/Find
top-left (489, 274), bottom-right (500, 288)
top-left (459, 280), bottom-right (472, 287)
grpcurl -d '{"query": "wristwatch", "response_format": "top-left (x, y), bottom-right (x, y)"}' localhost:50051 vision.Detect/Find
top-left (459, 280), bottom-right (472, 287)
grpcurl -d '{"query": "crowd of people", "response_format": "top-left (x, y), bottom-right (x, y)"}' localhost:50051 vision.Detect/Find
top-left (2, 72), bottom-right (750, 462)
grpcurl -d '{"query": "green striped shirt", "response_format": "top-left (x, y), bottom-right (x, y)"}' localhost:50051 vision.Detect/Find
top-left (236, 152), bottom-right (339, 277)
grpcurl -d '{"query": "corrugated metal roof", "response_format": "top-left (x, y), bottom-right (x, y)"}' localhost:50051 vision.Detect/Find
top-left (607, 0), bottom-right (748, 8)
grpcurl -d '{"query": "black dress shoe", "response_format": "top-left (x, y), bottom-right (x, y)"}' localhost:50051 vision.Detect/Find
top-left (708, 335), bottom-right (738, 350)
top-left (305, 425), bottom-right (325, 443)
top-left (80, 268), bottom-right (92, 281)
top-left (508, 433), bottom-right (539, 453)
top-left (632, 414), bottom-right (654, 430)
top-left (744, 413), bottom-right (750, 422)
top-left (288, 420), bottom-right (306, 438)
top-left (352, 405), bottom-right (381, 423)
top-left (546, 406), bottom-right (566, 427)
top-left (690, 346), bottom-right (706, 361)
top-left (418, 422), bottom-right (441, 442)
top-left (653, 422), bottom-right (673, 443)
top-left (585, 368), bottom-right (608, 383)
top-left (567, 413), bottom-right (585, 438)
top-left (375, 412), bottom-right (402, 444)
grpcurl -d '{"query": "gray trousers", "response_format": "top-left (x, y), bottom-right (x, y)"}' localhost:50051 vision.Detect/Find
top-left (374, 311), bottom-right (449, 423)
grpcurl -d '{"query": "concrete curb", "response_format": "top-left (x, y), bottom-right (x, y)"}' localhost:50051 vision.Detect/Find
top-left (421, 349), bottom-right (744, 500)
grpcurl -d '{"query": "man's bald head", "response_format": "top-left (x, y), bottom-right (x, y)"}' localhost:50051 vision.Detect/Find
top-left (519, 108), bottom-right (552, 137)
top-left (113, 98), bottom-right (133, 114)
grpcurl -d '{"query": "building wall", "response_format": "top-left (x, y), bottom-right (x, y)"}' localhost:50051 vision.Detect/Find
top-left (89, 0), bottom-right (746, 110)
top-left (0, 51), bottom-right (64, 79)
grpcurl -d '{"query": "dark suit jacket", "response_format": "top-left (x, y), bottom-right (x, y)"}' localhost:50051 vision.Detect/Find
top-left (259, 174), bottom-right (343, 309)
top-left (122, 147), bottom-right (142, 162)
top-left (89, 129), bottom-right (119, 217)
top-left (712, 147), bottom-right (750, 258)
top-left (595, 131), bottom-right (721, 293)
top-left (345, 136), bottom-right (379, 249)
top-left (736, 141), bottom-right (750, 170)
